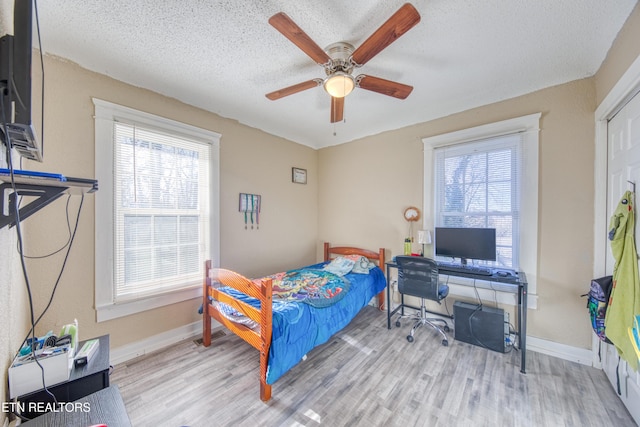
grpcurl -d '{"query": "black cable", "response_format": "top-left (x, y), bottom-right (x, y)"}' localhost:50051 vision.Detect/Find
top-left (13, 193), bottom-right (84, 416)
top-left (6, 158), bottom-right (86, 409)
top-left (505, 323), bottom-right (518, 353)
top-left (4, 1), bottom-right (71, 404)
top-left (18, 193), bottom-right (84, 345)
top-left (17, 193), bottom-right (73, 258)
top-left (0, 90), bottom-right (57, 404)
top-left (466, 302), bottom-right (516, 353)
top-left (472, 278), bottom-right (483, 307)
top-left (467, 305), bottom-right (491, 350)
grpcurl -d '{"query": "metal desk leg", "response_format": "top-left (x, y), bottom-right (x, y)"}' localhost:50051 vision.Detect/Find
top-left (520, 284), bottom-right (527, 373)
top-left (386, 264), bottom-right (392, 329)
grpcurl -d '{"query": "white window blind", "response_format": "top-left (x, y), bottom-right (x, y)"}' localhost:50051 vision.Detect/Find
top-left (113, 122), bottom-right (211, 301)
top-left (94, 99), bottom-right (220, 321)
top-left (434, 133), bottom-right (522, 268)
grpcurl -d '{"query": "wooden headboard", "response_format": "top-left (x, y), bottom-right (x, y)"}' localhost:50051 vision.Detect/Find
top-left (323, 242), bottom-right (386, 269)
top-left (323, 242), bottom-right (386, 311)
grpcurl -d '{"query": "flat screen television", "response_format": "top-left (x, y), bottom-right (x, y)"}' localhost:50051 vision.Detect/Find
top-left (435, 227), bottom-right (496, 264)
top-left (0, 0), bottom-right (41, 162)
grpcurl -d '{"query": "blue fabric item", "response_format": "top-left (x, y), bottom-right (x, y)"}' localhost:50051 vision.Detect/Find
top-left (217, 261), bottom-right (387, 385)
top-left (438, 284), bottom-right (449, 299)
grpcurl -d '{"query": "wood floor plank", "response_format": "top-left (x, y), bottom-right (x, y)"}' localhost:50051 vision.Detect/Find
top-left (111, 306), bottom-right (637, 426)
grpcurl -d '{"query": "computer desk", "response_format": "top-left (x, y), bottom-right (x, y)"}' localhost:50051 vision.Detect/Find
top-left (386, 261), bottom-right (528, 374)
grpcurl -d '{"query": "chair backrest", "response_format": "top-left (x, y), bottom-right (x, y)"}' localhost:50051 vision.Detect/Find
top-left (396, 256), bottom-right (442, 302)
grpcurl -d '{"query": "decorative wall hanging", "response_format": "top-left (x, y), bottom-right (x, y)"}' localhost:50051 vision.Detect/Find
top-left (403, 206), bottom-right (421, 254)
top-left (239, 193), bottom-right (261, 229)
top-left (403, 206), bottom-right (420, 222)
top-left (292, 167), bottom-right (307, 184)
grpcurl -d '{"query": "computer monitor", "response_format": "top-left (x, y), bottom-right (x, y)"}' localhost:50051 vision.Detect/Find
top-left (435, 227), bottom-right (496, 264)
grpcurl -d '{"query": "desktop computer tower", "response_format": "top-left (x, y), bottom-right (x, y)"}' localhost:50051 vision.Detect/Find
top-left (453, 301), bottom-right (508, 353)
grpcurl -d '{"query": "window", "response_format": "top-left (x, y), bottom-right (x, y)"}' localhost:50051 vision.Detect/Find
top-left (423, 113), bottom-right (540, 295)
top-left (434, 134), bottom-right (520, 268)
top-left (94, 99), bottom-right (220, 321)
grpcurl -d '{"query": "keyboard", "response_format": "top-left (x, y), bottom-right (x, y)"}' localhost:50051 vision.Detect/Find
top-left (436, 262), bottom-right (493, 276)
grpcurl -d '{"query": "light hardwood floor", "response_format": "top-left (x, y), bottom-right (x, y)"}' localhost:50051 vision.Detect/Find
top-left (111, 306), bottom-right (636, 427)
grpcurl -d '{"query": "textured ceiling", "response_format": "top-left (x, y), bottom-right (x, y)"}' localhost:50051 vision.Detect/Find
top-left (31, 0), bottom-right (638, 149)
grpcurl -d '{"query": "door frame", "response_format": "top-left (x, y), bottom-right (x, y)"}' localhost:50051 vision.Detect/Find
top-left (594, 53), bottom-right (640, 367)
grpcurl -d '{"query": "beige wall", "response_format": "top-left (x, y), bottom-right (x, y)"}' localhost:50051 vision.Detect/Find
top-left (1, 52), bottom-right (318, 361)
top-left (595, 2), bottom-right (640, 105)
top-left (0, 6), bottom-right (15, 411)
top-left (0, 223), bottom-right (30, 425)
top-left (319, 78), bottom-right (597, 348)
top-left (318, 3), bottom-right (640, 351)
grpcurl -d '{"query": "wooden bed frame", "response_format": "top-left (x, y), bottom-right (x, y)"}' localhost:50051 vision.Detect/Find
top-left (202, 242), bottom-right (386, 401)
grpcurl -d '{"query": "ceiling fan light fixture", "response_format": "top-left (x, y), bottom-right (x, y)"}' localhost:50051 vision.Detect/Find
top-left (323, 72), bottom-right (355, 98)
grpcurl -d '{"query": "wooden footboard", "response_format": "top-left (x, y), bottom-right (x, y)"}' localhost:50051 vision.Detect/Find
top-left (202, 243), bottom-right (386, 402)
top-left (202, 260), bottom-right (273, 401)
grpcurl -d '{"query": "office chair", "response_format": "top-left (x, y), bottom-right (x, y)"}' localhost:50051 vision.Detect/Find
top-left (395, 256), bottom-right (450, 346)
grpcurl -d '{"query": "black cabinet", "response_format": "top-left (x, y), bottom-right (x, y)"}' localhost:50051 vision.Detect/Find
top-left (17, 335), bottom-right (110, 420)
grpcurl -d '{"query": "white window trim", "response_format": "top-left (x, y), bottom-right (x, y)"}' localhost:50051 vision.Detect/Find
top-left (93, 98), bottom-right (220, 322)
top-left (422, 113), bottom-right (540, 307)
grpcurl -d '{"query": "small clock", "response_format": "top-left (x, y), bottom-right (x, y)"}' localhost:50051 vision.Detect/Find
top-left (403, 206), bottom-right (421, 222)
top-left (292, 167), bottom-right (307, 184)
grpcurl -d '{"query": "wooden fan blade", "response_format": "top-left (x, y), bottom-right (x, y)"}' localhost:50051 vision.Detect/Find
top-left (356, 75), bottom-right (413, 99)
top-left (266, 79), bottom-right (321, 100)
top-left (331, 97), bottom-right (344, 123)
top-left (351, 3), bottom-right (421, 66)
top-left (269, 12), bottom-right (331, 65)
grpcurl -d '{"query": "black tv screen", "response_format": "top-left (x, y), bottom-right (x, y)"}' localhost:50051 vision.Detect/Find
top-left (0, 0), bottom-right (41, 161)
top-left (435, 227), bottom-right (496, 263)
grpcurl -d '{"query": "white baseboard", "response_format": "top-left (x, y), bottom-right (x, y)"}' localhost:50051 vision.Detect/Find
top-left (526, 335), bottom-right (594, 366)
top-left (110, 318), bottom-right (592, 371)
top-left (110, 320), bottom-right (210, 365)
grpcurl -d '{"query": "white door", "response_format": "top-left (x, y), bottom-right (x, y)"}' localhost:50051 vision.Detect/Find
top-left (605, 89), bottom-right (640, 422)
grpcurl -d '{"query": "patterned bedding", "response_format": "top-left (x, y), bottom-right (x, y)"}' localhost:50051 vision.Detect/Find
top-left (215, 260), bottom-right (386, 384)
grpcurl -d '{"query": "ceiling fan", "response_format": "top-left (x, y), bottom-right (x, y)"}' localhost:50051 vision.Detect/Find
top-left (265, 3), bottom-right (421, 123)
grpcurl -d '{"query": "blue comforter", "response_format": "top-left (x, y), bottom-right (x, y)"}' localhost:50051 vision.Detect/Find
top-left (219, 262), bottom-right (386, 384)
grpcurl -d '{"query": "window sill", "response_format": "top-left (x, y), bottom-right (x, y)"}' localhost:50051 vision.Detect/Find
top-left (96, 286), bottom-right (202, 322)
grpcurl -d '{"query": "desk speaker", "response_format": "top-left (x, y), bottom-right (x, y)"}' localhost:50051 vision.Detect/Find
top-left (453, 301), bottom-right (507, 353)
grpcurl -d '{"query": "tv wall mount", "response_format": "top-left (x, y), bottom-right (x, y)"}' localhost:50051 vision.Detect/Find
top-left (0, 169), bottom-right (97, 229)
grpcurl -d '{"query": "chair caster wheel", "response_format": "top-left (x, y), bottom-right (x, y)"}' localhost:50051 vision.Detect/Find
top-left (442, 339), bottom-right (449, 346)
top-left (407, 335), bottom-right (414, 343)
top-left (444, 325), bottom-right (450, 332)
top-left (395, 320), bottom-right (401, 327)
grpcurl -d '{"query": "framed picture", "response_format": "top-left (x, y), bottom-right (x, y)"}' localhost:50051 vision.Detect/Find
top-left (292, 167), bottom-right (307, 184)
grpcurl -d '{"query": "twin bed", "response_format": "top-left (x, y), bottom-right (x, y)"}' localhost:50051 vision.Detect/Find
top-left (202, 243), bottom-right (386, 401)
